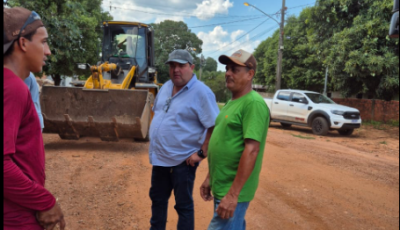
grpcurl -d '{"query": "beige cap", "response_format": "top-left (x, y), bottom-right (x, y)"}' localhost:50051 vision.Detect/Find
top-left (219, 49), bottom-right (257, 70)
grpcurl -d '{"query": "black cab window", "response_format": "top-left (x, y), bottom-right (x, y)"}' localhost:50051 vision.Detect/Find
top-left (292, 93), bottom-right (306, 103)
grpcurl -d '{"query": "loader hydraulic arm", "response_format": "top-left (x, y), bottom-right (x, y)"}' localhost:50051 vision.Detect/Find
top-left (85, 63), bottom-right (117, 89)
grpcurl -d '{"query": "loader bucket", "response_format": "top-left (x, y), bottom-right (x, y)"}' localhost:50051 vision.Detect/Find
top-left (40, 86), bottom-right (153, 142)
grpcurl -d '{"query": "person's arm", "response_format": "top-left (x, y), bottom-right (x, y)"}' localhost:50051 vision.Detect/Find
top-left (215, 139), bottom-right (260, 219)
top-left (200, 172), bottom-right (214, 202)
top-left (186, 127), bottom-right (214, 166)
top-left (187, 90), bottom-right (219, 166)
top-left (27, 74), bottom-right (44, 130)
top-left (201, 127), bottom-right (213, 157)
top-left (3, 155), bottom-right (56, 210)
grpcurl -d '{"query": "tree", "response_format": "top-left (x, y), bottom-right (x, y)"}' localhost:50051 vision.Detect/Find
top-left (7, 0), bottom-right (113, 85)
top-left (254, 9), bottom-right (325, 92)
top-left (202, 71), bottom-right (231, 103)
top-left (322, 0), bottom-right (399, 99)
top-left (151, 20), bottom-right (203, 83)
top-left (254, 0), bottom-right (399, 100)
top-left (203, 57), bottom-right (218, 72)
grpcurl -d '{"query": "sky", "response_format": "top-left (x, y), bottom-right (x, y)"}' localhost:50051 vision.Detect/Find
top-left (100, 0), bottom-right (317, 70)
top-left (11, 0), bottom-right (317, 71)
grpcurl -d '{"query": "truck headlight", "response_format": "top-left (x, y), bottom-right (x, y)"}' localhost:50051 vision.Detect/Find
top-left (331, 110), bottom-right (345, 115)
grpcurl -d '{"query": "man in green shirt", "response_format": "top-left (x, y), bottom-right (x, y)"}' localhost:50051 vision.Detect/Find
top-left (200, 49), bottom-right (270, 230)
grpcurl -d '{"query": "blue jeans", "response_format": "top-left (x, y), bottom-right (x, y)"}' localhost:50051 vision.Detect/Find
top-left (207, 199), bottom-right (250, 230)
top-left (149, 162), bottom-right (198, 230)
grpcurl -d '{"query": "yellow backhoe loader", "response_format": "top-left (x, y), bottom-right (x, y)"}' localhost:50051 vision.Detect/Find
top-left (41, 21), bottom-right (159, 142)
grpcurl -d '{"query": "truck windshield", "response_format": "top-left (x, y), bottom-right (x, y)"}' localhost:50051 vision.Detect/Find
top-left (305, 93), bottom-right (336, 104)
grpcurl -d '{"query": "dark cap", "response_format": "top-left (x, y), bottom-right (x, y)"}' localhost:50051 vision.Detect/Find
top-left (219, 49), bottom-right (257, 70)
top-left (3, 7), bottom-right (44, 54)
top-left (165, 49), bottom-right (194, 65)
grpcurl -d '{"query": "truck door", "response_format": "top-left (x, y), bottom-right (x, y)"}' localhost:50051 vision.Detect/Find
top-left (287, 93), bottom-right (309, 124)
top-left (273, 91), bottom-right (291, 120)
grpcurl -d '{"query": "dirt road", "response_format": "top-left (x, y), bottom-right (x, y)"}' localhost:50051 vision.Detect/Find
top-left (43, 124), bottom-right (399, 230)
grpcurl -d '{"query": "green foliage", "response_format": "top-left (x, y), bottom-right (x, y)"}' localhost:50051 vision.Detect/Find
top-left (201, 71), bottom-right (231, 103)
top-left (291, 134), bottom-right (316, 140)
top-left (8, 0), bottom-right (113, 85)
top-left (389, 120), bottom-right (400, 127)
top-left (203, 57), bottom-right (218, 72)
top-left (151, 20), bottom-right (203, 83)
top-left (254, 9), bottom-right (326, 92)
top-left (363, 119), bottom-right (400, 128)
top-left (78, 75), bottom-right (87, 80)
top-left (254, 0), bottom-right (399, 100)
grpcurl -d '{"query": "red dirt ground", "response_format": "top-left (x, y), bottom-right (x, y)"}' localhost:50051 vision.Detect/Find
top-left (43, 124), bottom-right (399, 230)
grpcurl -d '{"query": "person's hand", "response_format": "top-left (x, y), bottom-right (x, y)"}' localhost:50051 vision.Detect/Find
top-left (216, 194), bottom-right (238, 220)
top-left (36, 202), bottom-right (66, 230)
top-left (200, 177), bottom-right (213, 202)
top-left (186, 152), bottom-right (203, 167)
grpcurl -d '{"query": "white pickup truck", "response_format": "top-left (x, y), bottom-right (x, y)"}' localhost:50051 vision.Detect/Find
top-left (264, 90), bottom-right (362, 136)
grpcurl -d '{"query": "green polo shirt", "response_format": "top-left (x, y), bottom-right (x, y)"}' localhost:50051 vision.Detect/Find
top-left (208, 90), bottom-right (269, 202)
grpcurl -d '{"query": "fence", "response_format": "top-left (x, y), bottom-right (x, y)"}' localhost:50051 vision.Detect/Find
top-left (332, 98), bottom-right (399, 122)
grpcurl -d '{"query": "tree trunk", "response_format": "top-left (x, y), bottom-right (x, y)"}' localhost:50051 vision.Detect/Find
top-left (53, 74), bottom-right (62, 86)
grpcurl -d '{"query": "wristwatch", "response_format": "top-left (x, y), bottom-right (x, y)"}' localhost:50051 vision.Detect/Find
top-left (197, 149), bottom-right (206, 159)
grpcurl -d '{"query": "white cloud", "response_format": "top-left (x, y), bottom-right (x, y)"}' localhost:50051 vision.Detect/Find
top-left (198, 26), bottom-right (230, 51)
top-left (102, 0), bottom-right (232, 23)
top-left (198, 26), bottom-right (261, 71)
top-left (198, 26), bottom-right (261, 55)
top-left (230, 30), bottom-right (245, 42)
top-left (102, 0), bottom-right (201, 23)
top-left (194, 0), bottom-right (234, 20)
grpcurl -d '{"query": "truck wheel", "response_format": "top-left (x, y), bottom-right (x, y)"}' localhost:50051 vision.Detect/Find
top-left (312, 117), bottom-right (329, 136)
top-left (280, 123), bottom-right (292, 128)
top-left (338, 129), bottom-right (354, 136)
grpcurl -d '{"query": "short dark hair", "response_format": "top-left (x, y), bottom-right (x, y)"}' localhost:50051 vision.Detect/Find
top-left (4, 28), bottom-right (39, 57)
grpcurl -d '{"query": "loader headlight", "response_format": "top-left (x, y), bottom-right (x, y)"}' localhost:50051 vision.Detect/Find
top-left (149, 67), bottom-right (156, 74)
top-left (78, 64), bottom-right (87, 70)
top-left (331, 110), bottom-right (345, 115)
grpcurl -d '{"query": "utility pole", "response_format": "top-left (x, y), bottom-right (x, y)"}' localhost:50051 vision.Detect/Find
top-left (199, 54), bottom-right (205, 81)
top-left (244, 1), bottom-right (286, 91)
top-left (323, 66), bottom-right (329, 96)
top-left (276, 0), bottom-right (286, 91)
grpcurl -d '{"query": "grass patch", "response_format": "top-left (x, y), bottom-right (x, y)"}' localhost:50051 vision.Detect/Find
top-left (363, 120), bottom-right (385, 129)
top-left (379, 141), bottom-right (388, 145)
top-left (388, 120), bottom-right (400, 127)
top-left (362, 120), bottom-right (399, 130)
top-left (292, 134), bottom-right (316, 140)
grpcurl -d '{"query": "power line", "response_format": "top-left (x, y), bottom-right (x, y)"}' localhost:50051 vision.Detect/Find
top-left (287, 2), bottom-right (316, 10)
top-left (150, 16), bottom-right (272, 31)
top-left (209, 25), bottom-right (279, 58)
top-left (188, 16), bottom-right (269, 29)
top-left (208, 18), bottom-right (272, 56)
top-left (104, 4), bottom-right (269, 19)
top-left (39, 14), bottom-right (271, 32)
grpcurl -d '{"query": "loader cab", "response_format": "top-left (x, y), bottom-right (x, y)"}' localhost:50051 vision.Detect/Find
top-left (102, 22), bottom-right (156, 84)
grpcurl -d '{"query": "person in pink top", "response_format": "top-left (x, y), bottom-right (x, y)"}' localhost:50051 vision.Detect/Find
top-left (3, 7), bottom-right (66, 230)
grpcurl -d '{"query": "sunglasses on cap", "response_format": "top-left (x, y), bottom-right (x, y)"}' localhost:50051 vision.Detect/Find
top-left (17, 11), bottom-right (41, 40)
